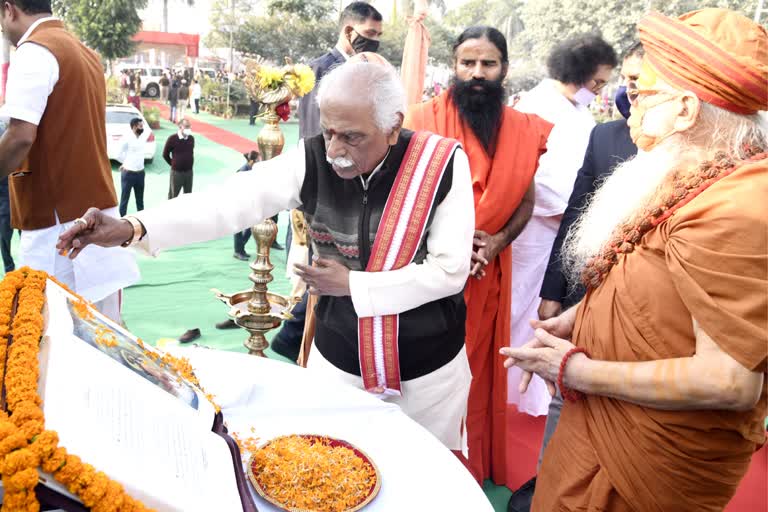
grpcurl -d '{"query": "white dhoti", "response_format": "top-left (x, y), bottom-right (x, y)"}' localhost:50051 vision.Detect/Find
top-left (19, 207), bottom-right (140, 323)
top-left (507, 215), bottom-right (561, 416)
top-left (308, 345), bottom-right (472, 452)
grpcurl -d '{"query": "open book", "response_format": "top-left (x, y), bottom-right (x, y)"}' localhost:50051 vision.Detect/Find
top-left (37, 280), bottom-right (251, 512)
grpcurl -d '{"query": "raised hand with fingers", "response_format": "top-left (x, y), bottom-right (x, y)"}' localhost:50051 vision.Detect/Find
top-left (56, 208), bottom-right (135, 260)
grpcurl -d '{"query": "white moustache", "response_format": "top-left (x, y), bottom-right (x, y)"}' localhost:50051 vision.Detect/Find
top-left (326, 156), bottom-right (355, 169)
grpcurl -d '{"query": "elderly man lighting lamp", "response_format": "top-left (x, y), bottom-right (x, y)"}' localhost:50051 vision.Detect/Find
top-left (58, 59), bottom-right (477, 453)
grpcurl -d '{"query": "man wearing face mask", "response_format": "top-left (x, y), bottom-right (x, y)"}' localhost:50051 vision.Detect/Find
top-left (0, 0), bottom-right (139, 322)
top-left (117, 117), bottom-right (150, 217)
top-left (505, 34), bottom-right (616, 419)
top-left (163, 118), bottom-right (195, 199)
top-left (506, 42), bottom-right (643, 512)
top-left (58, 58), bottom-right (477, 452)
top-left (297, 1), bottom-right (382, 139)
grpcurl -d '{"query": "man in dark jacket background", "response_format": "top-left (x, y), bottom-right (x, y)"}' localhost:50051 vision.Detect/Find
top-left (297, 1), bottom-right (383, 139)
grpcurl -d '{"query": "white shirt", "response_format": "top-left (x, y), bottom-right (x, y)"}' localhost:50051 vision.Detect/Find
top-left (335, 44), bottom-right (351, 61)
top-left (5, 18), bottom-right (140, 301)
top-left (118, 131), bottom-right (149, 171)
top-left (135, 141), bottom-right (475, 318)
top-left (0, 17), bottom-right (60, 126)
top-left (191, 83), bottom-right (202, 99)
top-left (515, 79), bottom-right (596, 216)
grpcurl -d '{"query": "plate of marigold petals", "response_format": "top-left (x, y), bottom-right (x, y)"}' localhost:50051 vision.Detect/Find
top-left (247, 434), bottom-right (381, 512)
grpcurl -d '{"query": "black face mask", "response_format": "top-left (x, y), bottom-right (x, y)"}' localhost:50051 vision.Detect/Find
top-left (350, 30), bottom-right (380, 54)
top-left (135, 129), bottom-right (144, 136)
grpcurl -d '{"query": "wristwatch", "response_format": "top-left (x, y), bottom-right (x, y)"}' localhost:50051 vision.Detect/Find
top-left (121, 216), bottom-right (145, 247)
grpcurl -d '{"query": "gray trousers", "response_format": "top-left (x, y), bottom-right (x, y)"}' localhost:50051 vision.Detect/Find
top-left (537, 390), bottom-right (563, 470)
top-left (169, 170), bottom-right (193, 199)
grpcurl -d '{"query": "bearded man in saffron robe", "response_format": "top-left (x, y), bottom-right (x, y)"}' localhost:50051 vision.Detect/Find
top-left (405, 26), bottom-right (552, 484)
top-left (502, 8), bottom-right (767, 511)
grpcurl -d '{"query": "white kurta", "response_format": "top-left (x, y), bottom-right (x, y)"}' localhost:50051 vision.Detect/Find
top-left (508, 80), bottom-right (595, 416)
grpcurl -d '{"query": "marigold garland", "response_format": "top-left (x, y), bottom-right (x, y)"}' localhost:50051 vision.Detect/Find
top-left (0, 268), bottom-right (155, 511)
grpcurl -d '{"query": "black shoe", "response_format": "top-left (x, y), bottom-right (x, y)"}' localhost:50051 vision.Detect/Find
top-left (271, 242), bottom-right (284, 251)
top-left (507, 476), bottom-right (536, 512)
top-left (233, 252), bottom-right (250, 261)
top-left (179, 328), bottom-right (201, 343)
top-left (215, 319), bottom-right (239, 330)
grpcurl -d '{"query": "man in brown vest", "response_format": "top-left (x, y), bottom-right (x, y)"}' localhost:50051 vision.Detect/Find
top-left (0, 0), bottom-right (138, 321)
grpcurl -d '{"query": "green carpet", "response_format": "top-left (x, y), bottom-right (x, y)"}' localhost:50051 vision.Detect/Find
top-left (114, 119), bottom-right (292, 362)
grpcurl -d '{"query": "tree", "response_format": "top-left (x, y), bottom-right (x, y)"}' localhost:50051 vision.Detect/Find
top-left (515, 0), bottom-right (761, 63)
top-left (205, 0), bottom-right (257, 49)
top-left (207, 0), bottom-right (338, 63)
top-left (266, 0), bottom-right (335, 19)
top-left (234, 14), bottom-right (337, 63)
top-left (378, 15), bottom-right (454, 67)
top-left (52, 0), bottom-right (147, 61)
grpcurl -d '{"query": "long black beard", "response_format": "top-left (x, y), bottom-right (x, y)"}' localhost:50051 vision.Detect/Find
top-left (449, 76), bottom-right (505, 151)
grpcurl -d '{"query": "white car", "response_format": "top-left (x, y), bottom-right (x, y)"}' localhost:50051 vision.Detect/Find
top-left (106, 104), bottom-right (156, 164)
top-left (116, 65), bottom-right (165, 97)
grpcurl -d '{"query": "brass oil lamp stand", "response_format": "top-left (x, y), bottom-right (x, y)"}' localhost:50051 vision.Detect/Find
top-left (212, 56), bottom-right (301, 356)
top-left (212, 219), bottom-right (299, 356)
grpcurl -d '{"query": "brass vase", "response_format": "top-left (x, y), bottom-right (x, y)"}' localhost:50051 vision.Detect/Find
top-left (256, 109), bottom-right (285, 161)
top-left (255, 85), bottom-right (292, 160)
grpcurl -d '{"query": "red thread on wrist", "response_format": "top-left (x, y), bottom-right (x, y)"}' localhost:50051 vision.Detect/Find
top-left (558, 347), bottom-right (588, 402)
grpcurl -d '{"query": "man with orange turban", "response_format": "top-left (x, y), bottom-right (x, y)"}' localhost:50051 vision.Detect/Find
top-left (405, 26), bottom-right (552, 484)
top-left (502, 8), bottom-right (767, 511)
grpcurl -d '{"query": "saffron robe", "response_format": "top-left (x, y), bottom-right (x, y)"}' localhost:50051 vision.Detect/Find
top-left (405, 91), bottom-right (552, 483)
top-left (534, 158), bottom-right (768, 511)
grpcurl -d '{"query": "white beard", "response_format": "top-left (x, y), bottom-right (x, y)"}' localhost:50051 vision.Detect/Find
top-left (562, 145), bottom-right (679, 283)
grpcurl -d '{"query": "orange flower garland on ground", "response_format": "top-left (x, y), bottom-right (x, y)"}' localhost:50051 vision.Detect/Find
top-left (0, 268), bottom-right (153, 512)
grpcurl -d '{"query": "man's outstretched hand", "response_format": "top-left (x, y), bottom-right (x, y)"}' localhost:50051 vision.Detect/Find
top-left (56, 208), bottom-right (134, 259)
